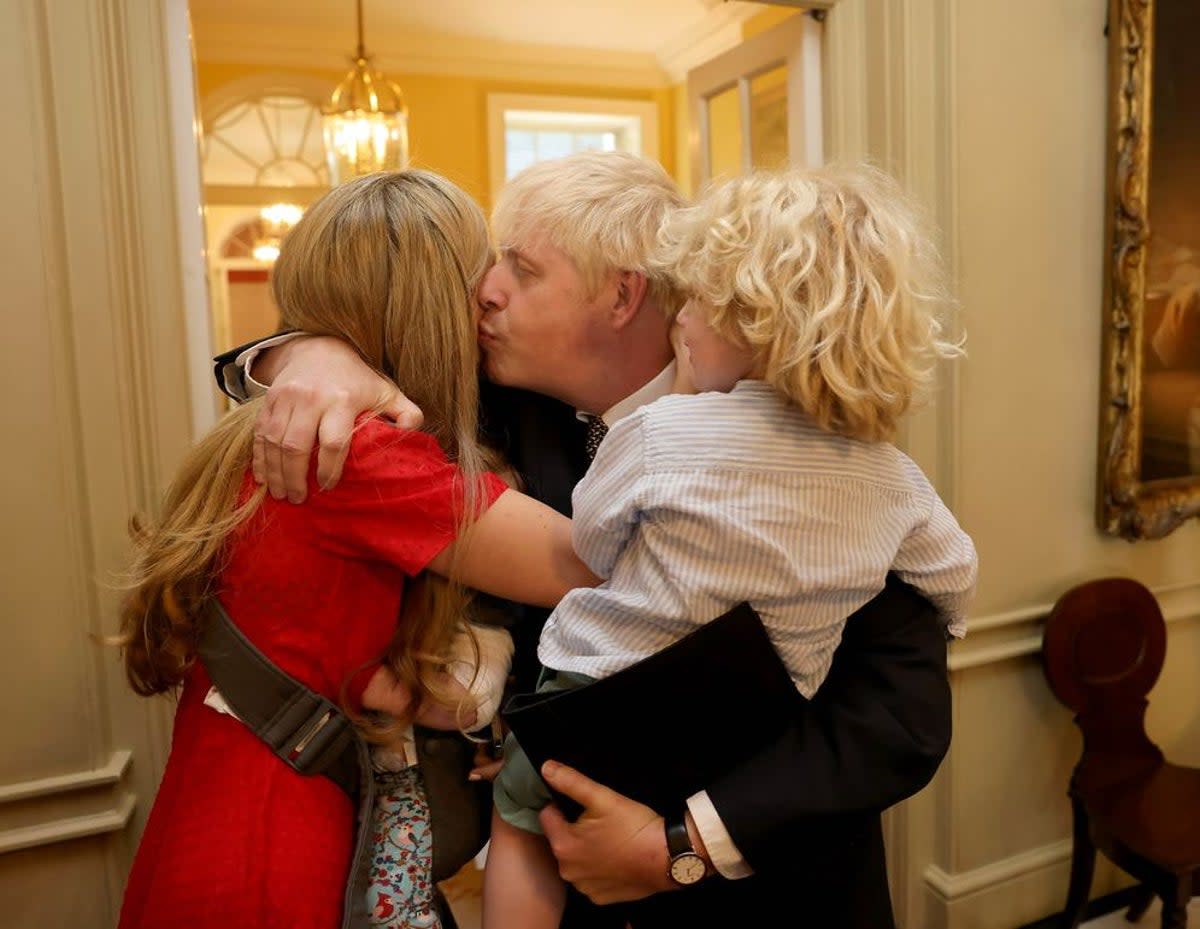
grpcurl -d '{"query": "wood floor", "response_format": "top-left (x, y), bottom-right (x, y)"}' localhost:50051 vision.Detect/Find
top-left (442, 861), bottom-right (484, 929)
top-left (1081, 897), bottom-right (1200, 928)
top-left (446, 866), bottom-right (1200, 929)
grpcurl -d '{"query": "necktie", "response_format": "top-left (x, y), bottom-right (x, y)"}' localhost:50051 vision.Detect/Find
top-left (585, 416), bottom-right (609, 461)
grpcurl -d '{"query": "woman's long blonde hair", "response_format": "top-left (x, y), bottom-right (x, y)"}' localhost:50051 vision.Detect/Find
top-left (118, 171), bottom-right (496, 732)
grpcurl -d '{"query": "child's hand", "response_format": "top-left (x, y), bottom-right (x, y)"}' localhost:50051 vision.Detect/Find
top-left (669, 320), bottom-right (696, 395)
top-left (468, 754), bottom-right (504, 782)
top-left (468, 719), bottom-right (507, 781)
top-left (413, 670), bottom-right (479, 731)
top-left (361, 666), bottom-right (415, 717)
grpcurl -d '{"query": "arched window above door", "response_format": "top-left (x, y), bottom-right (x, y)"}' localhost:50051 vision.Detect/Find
top-left (200, 74), bottom-right (334, 204)
top-left (202, 94), bottom-right (329, 188)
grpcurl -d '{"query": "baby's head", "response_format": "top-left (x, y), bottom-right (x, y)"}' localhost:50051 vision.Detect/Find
top-left (654, 165), bottom-right (962, 442)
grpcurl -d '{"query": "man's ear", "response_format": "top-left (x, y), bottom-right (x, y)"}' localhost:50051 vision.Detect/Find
top-left (610, 270), bottom-right (649, 330)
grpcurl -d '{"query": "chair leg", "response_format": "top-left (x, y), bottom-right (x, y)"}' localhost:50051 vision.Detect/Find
top-left (1061, 799), bottom-right (1097, 929)
top-left (1159, 873), bottom-right (1190, 929)
top-left (1126, 884), bottom-right (1155, 922)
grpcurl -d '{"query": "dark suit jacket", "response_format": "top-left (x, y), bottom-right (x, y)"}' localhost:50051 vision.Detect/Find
top-left (477, 381), bottom-right (950, 929)
top-left (214, 345), bottom-right (952, 929)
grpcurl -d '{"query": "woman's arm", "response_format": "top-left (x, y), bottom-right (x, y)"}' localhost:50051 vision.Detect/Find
top-left (426, 490), bottom-right (600, 608)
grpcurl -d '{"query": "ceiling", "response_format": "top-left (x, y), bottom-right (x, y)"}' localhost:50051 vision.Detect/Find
top-left (189, 0), bottom-right (775, 56)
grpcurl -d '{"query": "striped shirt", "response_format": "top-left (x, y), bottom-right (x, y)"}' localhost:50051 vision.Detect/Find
top-left (538, 380), bottom-right (977, 698)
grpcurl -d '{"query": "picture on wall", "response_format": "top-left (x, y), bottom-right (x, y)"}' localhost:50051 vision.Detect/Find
top-left (1098, 0), bottom-right (1200, 540)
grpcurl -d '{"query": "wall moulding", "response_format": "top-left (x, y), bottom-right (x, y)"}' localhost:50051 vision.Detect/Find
top-left (924, 837), bottom-right (1071, 900)
top-left (922, 837), bottom-right (1132, 929)
top-left (0, 794), bottom-right (136, 856)
top-left (0, 750), bottom-right (137, 856)
top-left (0, 750), bottom-right (131, 806)
top-left (949, 580), bottom-right (1200, 671)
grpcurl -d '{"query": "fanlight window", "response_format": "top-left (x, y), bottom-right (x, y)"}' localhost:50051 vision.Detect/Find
top-left (203, 95), bottom-right (329, 187)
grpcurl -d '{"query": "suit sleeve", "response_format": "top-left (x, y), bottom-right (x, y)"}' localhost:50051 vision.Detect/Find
top-left (703, 574), bottom-right (952, 872)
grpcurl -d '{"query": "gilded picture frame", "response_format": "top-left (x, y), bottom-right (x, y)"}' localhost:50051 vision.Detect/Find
top-left (1098, 0), bottom-right (1200, 540)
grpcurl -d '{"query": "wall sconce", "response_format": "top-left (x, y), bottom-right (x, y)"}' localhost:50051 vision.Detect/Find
top-left (252, 202), bottom-right (303, 263)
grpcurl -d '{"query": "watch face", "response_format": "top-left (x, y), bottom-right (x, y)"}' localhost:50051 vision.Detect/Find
top-left (669, 853), bottom-right (707, 885)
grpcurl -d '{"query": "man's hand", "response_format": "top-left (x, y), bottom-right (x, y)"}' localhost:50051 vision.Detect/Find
top-left (251, 335), bottom-right (423, 502)
top-left (538, 761), bottom-right (674, 904)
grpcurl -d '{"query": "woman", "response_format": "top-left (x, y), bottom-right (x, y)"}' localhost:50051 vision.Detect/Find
top-left (115, 171), bottom-right (596, 929)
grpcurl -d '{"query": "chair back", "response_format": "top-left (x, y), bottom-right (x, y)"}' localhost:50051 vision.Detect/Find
top-left (1042, 578), bottom-right (1165, 767)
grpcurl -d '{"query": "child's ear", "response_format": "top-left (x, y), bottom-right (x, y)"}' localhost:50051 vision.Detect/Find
top-left (610, 270), bottom-right (649, 330)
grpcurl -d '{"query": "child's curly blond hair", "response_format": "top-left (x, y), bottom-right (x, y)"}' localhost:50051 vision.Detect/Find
top-left (653, 164), bottom-right (963, 442)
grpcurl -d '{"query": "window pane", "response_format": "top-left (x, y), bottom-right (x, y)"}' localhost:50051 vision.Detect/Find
top-left (575, 132), bottom-right (607, 152)
top-left (750, 66), bottom-right (789, 170)
top-left (706, 85), bottom-right (743, 179)
top-left (259, 159), bottom-right (322, 186)
top-left (204, 95), bottom-right (328, 188)
top-left (204, 135), bottom-right (258, 185)
top-left (498, 104), bottom-right (650, 186)
top-left (506, 129), bottom-right (537, 179)
top-left (535, 131), bottom-right (574, 160)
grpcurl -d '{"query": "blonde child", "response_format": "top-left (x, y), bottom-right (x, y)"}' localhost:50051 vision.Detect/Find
top-left (484, 164), bottom-right (979, 929)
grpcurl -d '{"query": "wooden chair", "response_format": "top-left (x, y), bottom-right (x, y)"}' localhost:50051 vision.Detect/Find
top-left (1042, 577), bottom-right (1200, 929)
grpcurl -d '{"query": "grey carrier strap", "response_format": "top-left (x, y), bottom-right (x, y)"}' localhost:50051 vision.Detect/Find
top-left (198, 600), bottom-right (374, 929)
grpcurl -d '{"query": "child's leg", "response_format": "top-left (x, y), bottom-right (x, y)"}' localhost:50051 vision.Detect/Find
top-left (483, 808), bottom-right (566, 929)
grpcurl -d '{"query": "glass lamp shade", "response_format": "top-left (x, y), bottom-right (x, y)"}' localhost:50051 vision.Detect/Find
top-left (322, 56), bottom-right (409, 183)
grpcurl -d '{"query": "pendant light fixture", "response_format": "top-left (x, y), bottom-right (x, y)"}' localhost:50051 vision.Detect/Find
top-left (322, 0), bottom-right (409, 184)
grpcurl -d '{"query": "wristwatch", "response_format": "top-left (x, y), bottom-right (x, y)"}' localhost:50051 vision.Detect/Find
top-left (665, 814), bottom-right (708, 886)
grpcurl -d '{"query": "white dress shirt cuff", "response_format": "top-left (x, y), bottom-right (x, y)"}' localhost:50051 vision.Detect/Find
top-left (224, 331), bottom-right (304, 400)
top-left (686, 790), bottom-right (754, 880)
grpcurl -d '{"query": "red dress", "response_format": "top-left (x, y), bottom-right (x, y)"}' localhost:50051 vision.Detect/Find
top-left (118, 420), bottom-right (507, 929)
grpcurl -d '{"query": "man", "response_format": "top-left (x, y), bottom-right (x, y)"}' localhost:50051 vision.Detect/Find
top-left (217, 152), bottom-right (952, 927)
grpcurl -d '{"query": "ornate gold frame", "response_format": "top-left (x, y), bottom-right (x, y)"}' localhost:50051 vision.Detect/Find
top-left (1097, 0), bottom-right (1200, 539)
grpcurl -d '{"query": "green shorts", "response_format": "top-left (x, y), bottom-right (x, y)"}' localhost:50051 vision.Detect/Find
top-left (493, 669), bottom-right (595, 835)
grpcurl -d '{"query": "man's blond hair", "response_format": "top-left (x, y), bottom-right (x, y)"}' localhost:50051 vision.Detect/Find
top-left (493, 150), bottom-right (687, 313)
top-left (654, 164), bottom-right (963, 442)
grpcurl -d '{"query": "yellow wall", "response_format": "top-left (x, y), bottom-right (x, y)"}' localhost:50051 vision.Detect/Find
top-left (197, 62), bottom-right (675, 211)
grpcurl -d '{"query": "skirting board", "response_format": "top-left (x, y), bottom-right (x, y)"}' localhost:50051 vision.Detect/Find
top-left (923, 840), bottom-right (1131, 929)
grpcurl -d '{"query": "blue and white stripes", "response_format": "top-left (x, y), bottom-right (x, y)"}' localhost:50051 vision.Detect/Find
top-left (538, 380), bottom-right (977, 698)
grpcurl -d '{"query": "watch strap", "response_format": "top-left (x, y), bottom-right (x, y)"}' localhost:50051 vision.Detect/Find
top-left (665, 814), bottom-right (695, 858)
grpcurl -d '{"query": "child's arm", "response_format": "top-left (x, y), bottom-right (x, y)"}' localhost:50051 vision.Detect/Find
top-left (892, 489), bottom-right (978, 638)
top-left (567, 410), bottom-right (650, 579)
